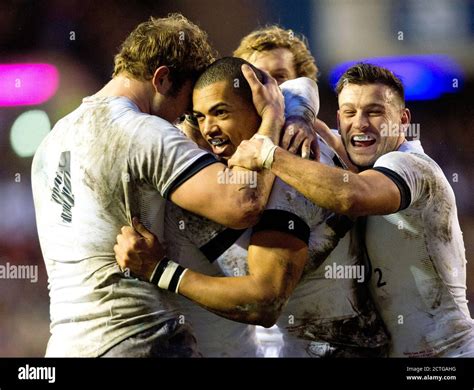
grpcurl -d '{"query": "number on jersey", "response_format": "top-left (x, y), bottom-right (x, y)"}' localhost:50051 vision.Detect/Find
top-left (51, 151), bottom-right (75, 223)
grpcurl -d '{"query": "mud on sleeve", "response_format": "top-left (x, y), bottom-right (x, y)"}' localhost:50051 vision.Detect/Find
top-left (128, 116), bottom-right (218, 198)
top-left (372, 151), bottom-right (441, 211)
top-left (252, 178), bottom-right (326, 244)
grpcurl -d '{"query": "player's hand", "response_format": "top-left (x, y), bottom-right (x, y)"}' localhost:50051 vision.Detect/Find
top-left (114, 217), bottom-right (166, 281)
top-left (228, 136), bottom-right (265, 171)
top-left (241, 64), bottom-right (284, 125)
top-left (281, 116), bottom-right (319, 160)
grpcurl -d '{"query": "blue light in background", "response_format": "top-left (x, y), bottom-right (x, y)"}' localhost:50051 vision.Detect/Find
top-left (329, 55), bottom-right (464, 100)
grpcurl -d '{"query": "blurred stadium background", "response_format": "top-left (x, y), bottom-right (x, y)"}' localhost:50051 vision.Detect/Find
top-left (0, 0), bottom-right (473, 356)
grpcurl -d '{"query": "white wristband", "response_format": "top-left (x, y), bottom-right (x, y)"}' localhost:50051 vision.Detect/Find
top-left (253, 134), bottom-right (278, 169)
top-left (150, 257), bottom-right (187, 293)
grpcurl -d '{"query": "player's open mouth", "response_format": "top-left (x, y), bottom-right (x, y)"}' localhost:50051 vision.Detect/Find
top-left (351, 134), bottom-right (376, 147)
top-left (209, 138), bottom-right (229, 147)
top-left (208, 137), bottom-right (231, 155)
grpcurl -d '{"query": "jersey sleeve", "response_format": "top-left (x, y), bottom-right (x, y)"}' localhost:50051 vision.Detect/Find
top-left (128, 116), bottom-right (218, 199)
top-left (372, 151), bottom-right (442, 210)
top-left (252, 178), bottom-right (325, 245)
top-left (280, 77), bottom-right (320, 123)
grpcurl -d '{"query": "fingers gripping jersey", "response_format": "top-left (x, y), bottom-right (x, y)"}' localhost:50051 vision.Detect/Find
top-left (367, 141), bottom-right (474, 357)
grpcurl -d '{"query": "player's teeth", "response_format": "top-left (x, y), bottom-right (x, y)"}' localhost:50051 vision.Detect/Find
top-left (353, 135), bottom-right (374, 141)
top-left (210, 139), bottom-right (225, 146)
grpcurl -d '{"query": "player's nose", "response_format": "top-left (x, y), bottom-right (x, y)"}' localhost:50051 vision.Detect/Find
top-left (202, 118), bottom-right (221, 139)
top-left (353, 111), bottom-right (370, 131)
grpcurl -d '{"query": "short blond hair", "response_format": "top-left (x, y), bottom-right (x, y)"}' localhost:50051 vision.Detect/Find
top-left (233, 25), bottom-right (318, 81)
top-left (113, 14), bottom-right (216, 93)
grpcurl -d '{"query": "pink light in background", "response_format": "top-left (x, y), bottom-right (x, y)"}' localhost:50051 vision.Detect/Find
top-left (0, 63), bottom-right (59, 106)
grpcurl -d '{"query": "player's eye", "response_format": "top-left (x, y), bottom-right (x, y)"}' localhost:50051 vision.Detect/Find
top-left (368, 111), bottom-right (383, 116)
top-left (216, 109), bottom-right (228, 117)
top-left (185, 114), bottom-right (198, 126)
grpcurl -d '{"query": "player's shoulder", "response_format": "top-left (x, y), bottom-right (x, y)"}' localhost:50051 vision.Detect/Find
top-left (122, 107), bottom-right (196, 154)
top-left (87, 96), bottom-right (179, 139)
top-left (375, 141), bottom-right (452, 206)
top-left (267, 178), bottom-right (325, 229)
top-left (375, 141), bottom-right (441, 175)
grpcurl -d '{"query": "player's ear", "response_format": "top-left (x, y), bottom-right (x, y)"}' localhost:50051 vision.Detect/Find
top-left (399, 107), bottom-right (411, 136)
top-left (152, 66), bottom-right (172, 95)
top-left (401, 108), bottom-right (411, 126)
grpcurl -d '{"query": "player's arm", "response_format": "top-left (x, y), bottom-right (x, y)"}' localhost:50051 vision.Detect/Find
top-left (115, 218), bottom-right (308, 328)
top-left (179, 229), bottom-right (307, 327)
top-left (170, 163), bottom-right (275, 229)
top-left (169, 65), bottom-right (284, 229)
top-left (229, 142), bottom-right (402, 217)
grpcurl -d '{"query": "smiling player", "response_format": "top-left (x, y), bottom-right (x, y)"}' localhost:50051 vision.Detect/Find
top-left (229, 63), bottom-right (474, 357)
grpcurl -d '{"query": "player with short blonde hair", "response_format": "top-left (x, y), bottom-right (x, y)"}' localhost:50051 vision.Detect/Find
top-left (234, 25), bottom-right (318, 82)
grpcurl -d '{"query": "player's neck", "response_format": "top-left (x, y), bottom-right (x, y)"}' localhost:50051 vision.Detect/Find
top-left (94, 76), bottom-right (152, 114)
top-left (395, 134), bottom-right (406, 151)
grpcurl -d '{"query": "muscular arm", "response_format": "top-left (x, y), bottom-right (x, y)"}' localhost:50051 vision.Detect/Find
top-left (115, 221), bottom-right (308, 328)
top-left (270, 147), bottom-right (401, 217)
top-left (178, 230), bottom-right (307, 327)
top-left (170, 163), bottom-right (275, 229)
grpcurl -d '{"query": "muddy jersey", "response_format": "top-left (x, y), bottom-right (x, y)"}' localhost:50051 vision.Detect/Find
top-left (163, 209), bottom-right (258, 357)
top-left (366, 140), bottom-right (474, 357)
top-left (160, 77), bottom-right (323, 356)
top-left (164, 141), bottom-right (387, 356)
top-left (31, 96), bottom-right (217, 356)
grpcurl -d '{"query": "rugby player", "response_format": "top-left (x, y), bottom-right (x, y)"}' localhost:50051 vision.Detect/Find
top-left (234, 25), bottom-right (354, 168)
top-left (229, 63), bottom-right (474, 357)
top-left (31, 14), bottom-right (283, 357)
top-left (233, 27), bottom-right (383, 356)
top-left (115, 57), bottom-right (387, 357)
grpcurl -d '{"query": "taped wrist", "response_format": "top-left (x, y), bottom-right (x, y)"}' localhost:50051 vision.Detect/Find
top-left (253, 134), bottom-right (278, 169)
top-left (149, 257), bottom-right (188, 293)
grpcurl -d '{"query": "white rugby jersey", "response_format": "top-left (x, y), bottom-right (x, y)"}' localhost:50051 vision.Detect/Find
top-left (163, 207), bottom-right (258, 357)
top-left (164, 141), bottom-right (387, 357)
top-left (160, 77), bottom-right (322, 357)
top-left (31, 96), bottom-right (217, 356)
top-left (366, 140), bottom-right (474, 357)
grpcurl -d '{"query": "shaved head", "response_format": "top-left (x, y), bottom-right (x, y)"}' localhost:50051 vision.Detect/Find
top-left (194, 57), bottom-right (265, 104)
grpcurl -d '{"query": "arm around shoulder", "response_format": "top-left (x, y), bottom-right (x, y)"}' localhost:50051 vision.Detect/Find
top-left (170, 162), bottom-right (273, 229)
